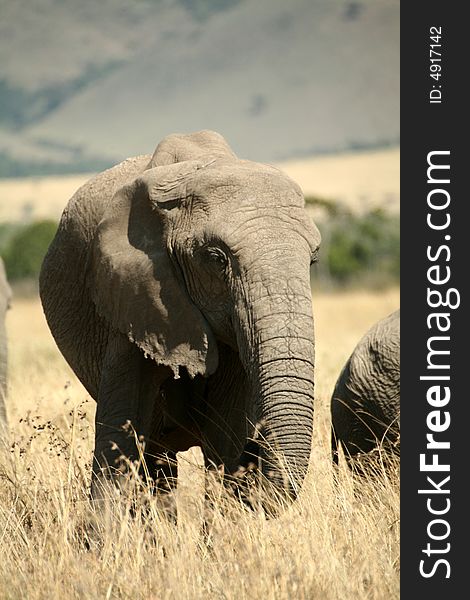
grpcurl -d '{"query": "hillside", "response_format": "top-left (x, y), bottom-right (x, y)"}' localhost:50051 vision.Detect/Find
top-left (0, 0), bottom-right (399, 175)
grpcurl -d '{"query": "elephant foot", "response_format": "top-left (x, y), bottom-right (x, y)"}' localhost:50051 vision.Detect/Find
top-left (90, 449), bottom-right (178, 506)
top-left (89, 470), bottom-right (178, 530)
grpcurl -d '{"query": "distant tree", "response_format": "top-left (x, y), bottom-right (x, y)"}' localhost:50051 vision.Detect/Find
top-left (2, 220), bottom-right (57, 281)
top-left (305, 195), bottom-right (341, 217)
top-left (308, 197), bottom-right (399, 287)
top-left (325, 208), bottom-right (399, 284)
top-left (0, 223), bottom-right (21, 255)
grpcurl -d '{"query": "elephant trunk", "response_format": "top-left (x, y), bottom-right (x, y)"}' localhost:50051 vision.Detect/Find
top-left (236, 257), bottom-right (315, 499)
top-left (255, 346), bottom-right (315, 496)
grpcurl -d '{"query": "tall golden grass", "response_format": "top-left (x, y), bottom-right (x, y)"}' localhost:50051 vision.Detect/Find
top-left (0, 289), bottom-right (399, 599)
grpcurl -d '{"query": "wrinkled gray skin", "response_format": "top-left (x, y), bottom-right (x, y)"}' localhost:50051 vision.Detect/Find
top-left (40, 131), bottom-right (321, 503)
top-left (0, 257), bottom-right (12, 441)
top-left (331, 309), bottom-right (400, 463)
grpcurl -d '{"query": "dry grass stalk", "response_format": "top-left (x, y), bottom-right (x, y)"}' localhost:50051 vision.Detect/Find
top-left (0, 290), bottom-right (399, 599)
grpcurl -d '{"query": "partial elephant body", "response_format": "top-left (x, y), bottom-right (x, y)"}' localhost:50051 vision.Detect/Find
top-left (0, 257), bottom-right (12, 441)
top-left (331, 309), bottom-right (400, 463)
top-left (40, 131), bottom-right (321, 503)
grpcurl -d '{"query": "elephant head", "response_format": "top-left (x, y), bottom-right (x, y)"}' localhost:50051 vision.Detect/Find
top-left (88, 131), bottom-right (321, 498)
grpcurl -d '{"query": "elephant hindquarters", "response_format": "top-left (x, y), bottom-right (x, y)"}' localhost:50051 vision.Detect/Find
top-left (331, 389), bottom-right (383, 462)
top-left (331, 358), bottom-right (400, 464)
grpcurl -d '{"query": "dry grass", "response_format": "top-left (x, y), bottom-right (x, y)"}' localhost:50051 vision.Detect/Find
top-left (0, 174), bottom-right (93, 223)
top-left (279, 147), bottom-right (400, 214)
top-left (0, 289), bottom-right (399, 599)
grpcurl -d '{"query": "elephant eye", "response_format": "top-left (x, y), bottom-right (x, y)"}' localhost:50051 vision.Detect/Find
top-left (205, 246), bottom-right (228, 267)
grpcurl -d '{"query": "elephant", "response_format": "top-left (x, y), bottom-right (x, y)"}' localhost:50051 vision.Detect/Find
top-left (331, 309), bottom-right (400, 465)
top-left (39, 130), bottom-right (321, 505)
top-left (0, 257), bottom-right (12, 442)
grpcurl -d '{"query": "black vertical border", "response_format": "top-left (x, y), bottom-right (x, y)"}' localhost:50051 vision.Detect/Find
top-left (401, 3), bottom-right (467, 597)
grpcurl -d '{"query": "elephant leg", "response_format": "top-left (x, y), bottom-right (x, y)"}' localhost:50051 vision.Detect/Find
top-left (201, 386), bottom-right (249, 476)
top-left (145, 372), bottom-right (204, 491)
top-left (92, 336), bottom-right (181, 497)
top-left (91, 332), bottom-right (144, 497)
top-left (136, 356), bottom-right (176, 489)
top-left (199, 345), bottom-right (254, 504)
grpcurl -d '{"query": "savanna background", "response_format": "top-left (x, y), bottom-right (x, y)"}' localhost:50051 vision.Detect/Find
top-left (0, 1), bottom-right (399, 598)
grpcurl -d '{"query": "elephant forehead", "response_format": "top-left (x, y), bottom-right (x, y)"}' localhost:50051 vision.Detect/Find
top-left (192, 160), bottom-right (304, 208)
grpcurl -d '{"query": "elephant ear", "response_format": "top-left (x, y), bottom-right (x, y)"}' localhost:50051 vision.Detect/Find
top-left (89, 160), bottom-right (219, 378)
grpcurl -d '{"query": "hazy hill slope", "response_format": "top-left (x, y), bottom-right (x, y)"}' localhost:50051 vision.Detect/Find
top-left (0, 0), bottom-right (399, 173)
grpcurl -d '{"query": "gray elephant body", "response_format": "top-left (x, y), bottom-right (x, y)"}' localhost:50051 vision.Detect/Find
top-left (0, 258), bottom-right (12, 440)
top-left (40, 131), bottom-right (321, 501)
top-left (331, 309), bottom-right (400, 462)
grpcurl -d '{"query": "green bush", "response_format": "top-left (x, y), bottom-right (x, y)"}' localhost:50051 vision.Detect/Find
top-left (328, 209), bottom-right (399, 282)
top-left (306, 198), bottom-right (400, 287)
top-left (0, 222), bottom-right (22, 255)
top-left (2, 220), bottom-right (57, 281)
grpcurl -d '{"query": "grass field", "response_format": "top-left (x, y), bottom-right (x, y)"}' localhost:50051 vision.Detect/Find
top-left (0, 288), bottom-right (399, 599)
